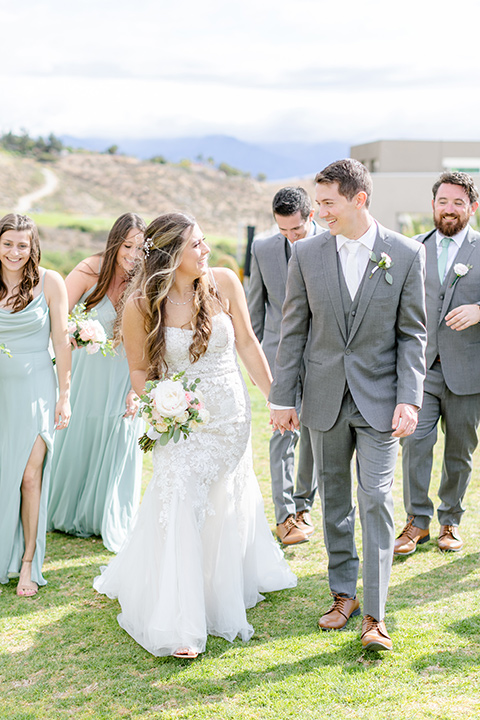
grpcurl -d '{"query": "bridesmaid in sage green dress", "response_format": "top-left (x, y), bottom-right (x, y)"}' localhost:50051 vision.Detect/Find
top-left (0, 213), bottom-right (71, 597)
top-left (48, 213), bottom-right (146, 552)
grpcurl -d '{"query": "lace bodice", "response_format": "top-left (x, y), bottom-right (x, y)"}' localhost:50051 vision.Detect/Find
top-left (151, 312), bottom-right (252, 529)
top-left (164, 311), bottom-right (237, 377)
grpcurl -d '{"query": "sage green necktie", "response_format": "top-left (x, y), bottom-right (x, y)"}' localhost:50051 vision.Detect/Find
top-left (438, 236), bottom-right (451, 283)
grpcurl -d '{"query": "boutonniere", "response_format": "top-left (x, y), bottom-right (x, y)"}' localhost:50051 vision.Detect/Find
top-left (450, 263), bottom-right (472, 287)
top-left (369, 251), bottom-right (393, 284)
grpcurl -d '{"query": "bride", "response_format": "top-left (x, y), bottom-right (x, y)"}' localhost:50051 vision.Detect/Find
top-left (93, 212), bottom-right (296, 658)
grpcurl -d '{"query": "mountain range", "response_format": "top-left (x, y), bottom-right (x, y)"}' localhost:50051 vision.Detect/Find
top-left (60, 134), bottom-right (350, 181)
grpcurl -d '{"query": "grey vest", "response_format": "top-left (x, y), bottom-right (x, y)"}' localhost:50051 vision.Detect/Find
top-left (338, 257), bottom-right (367, 336)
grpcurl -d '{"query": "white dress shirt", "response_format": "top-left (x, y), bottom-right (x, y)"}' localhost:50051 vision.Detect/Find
top-left (336, 221), bottom-right (377, 298)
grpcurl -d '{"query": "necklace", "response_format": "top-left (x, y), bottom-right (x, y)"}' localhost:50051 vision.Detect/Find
top-left (166, 292), bottom-right (195, 306)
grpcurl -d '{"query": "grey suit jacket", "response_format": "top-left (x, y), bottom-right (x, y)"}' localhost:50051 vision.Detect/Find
top-left (418, 226), bottom-right (480, 395)
top-left (269, 223), bottom-right (427, 433)
top-left (247, 222), bottom-right (322, 371)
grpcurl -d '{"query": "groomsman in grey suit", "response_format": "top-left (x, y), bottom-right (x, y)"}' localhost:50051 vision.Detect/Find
top-left (396, 171), bottom-right (480, 556)
top-left (270, 159), bottom-right (427, 650)
top-left (248, 187), bottom-right (320, 545)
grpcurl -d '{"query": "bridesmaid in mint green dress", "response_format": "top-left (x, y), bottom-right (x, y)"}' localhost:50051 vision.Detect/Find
top-left (48, 213), bottom-right (146, 552)
top-left (0, 214), bottom-right (71, 597)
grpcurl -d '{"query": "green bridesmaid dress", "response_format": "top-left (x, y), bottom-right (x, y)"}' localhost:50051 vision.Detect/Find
top-left (0, 280), bottom-right (56, 587)
top-left (47, 292), bottom-right (143, 552)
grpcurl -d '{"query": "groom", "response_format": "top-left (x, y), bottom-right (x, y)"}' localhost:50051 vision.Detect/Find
top-left (270, 159), bottom-right (427, 651)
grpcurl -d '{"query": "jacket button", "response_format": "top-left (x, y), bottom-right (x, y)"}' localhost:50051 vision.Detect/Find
top-left (345, 349), bottom-right (352, 355)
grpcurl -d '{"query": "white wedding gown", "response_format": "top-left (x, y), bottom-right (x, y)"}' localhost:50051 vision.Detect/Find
top-left (93, 312), bottom-right (296, 656)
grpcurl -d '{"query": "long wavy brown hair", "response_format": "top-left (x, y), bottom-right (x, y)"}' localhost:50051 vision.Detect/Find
top-left (124, 212), bottom-right (224, 380)
top-left (0, 214), bottom-right (41, 313)
top-left (82, 213), bottom-right (146, 313)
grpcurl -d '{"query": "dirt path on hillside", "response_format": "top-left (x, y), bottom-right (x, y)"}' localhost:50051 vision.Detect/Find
top-left (15, 168), bottom-right (59, 214)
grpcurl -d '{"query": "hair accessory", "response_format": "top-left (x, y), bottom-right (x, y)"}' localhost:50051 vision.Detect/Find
top-left (143, 238), bottom-right (154, 257)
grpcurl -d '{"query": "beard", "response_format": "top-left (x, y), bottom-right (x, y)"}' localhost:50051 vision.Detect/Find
top-left (434, 211), bottom-right (469, 237)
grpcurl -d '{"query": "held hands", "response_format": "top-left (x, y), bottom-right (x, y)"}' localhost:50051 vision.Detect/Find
top-left (391, 403), bottom-right (418, 438)
top-left (270, 407), bottom-right (300, 435)
top-left (445, 304), bottom-right (480, 331)
top-left (123, 390), bottom-right (140, 419)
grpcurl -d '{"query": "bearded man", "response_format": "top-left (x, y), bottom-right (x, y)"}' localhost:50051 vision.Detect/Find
top-left (396, 171), bottom-right (480, 556)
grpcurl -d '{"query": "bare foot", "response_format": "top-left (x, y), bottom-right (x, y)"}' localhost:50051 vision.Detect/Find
top-left (172, 648), bottom-right (198, 659)
top-left (16, 560), bottom-right (38, 597)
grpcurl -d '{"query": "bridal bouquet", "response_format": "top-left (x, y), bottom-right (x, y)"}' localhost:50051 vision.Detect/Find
top-left (68, 303), bottom-right (114, 356)
top-left (138, 371), bottom-right (210, 452)
top-left (0, 343), bottom-right (11, 357)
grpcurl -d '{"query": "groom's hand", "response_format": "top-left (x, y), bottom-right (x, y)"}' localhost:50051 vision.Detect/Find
top-left (391, 403), bottom-right (419, 438)
top-left (270, 408), bottom-right (300, 434)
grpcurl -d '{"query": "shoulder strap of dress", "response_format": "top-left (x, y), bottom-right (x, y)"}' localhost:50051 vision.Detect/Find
top-left (209, 268), bottom-right (219, 292)
top-left (41, 269), bottom-right (47, 290)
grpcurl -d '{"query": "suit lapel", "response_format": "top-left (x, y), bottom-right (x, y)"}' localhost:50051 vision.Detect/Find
top-left (323, 234), bottom-right (347, 341)
top-left (346, 226), bottom-right (392, 345)
top-left (440, 228), bottom-right (477, 321)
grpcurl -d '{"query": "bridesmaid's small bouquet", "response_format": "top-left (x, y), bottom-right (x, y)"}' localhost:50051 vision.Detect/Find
top-left (0, 343), bottom-right (12, 357)
top-left (68, 304), bottom-right (115, 356)
top-left (138, 371), bottom-right (210, 452)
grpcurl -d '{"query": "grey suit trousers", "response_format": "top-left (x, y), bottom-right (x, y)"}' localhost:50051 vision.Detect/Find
top-left (309, 392), bottom-right (398, 621)
top-left (402, 361), bottom-right (480, 528)
top-left (270, 422), bottom-right (316, 524)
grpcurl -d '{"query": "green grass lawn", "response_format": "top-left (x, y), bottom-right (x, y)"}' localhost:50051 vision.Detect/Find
top-left (1, 376), bottom-right (479, 719)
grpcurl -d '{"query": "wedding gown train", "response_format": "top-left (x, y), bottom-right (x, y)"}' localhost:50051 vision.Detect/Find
top-left (94, 312), bottom-right (296, 656)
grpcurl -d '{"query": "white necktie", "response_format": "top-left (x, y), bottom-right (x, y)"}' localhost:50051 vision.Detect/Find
top-left (344, 240), bottom-right (361, 300)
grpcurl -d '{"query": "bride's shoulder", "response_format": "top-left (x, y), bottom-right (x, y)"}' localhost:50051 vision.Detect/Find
top-left (209, 267), bottom-right (241, 293)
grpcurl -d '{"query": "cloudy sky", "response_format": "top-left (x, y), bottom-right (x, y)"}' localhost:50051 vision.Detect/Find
top-left (2, 0), bottom-right (480, 145)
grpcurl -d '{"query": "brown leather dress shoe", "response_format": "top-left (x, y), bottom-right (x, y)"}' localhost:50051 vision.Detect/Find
top-left (361, 615), bottom-right (392, 651)
top-left (318, 594), bottom-right (360, 630)
top-left (438, 525), bottom-right (463, 552)
top-left (276, 515), bottom-right (308, 545)
top-left (394, 516), bottom-right (430, 555)
top-left (295, 510), bottom-right (314, 536)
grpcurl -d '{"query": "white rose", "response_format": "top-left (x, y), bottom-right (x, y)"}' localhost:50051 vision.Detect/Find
top-left (380, 252), bottom-right (392, 268)
top-left (453, 263), bottom-right (469, 277)
top-left (152, 418), bottom-right (169, 433)
top-left (174, 410), bottom-right (189, 424)
top-left (194, 388), bottom-right (205, 403)
top-left (85, 342), bottom-right (100, 355)
top-left (151, 379), bottom-right (188, 418)
top-left (198, 408), bottom-right (210, 424)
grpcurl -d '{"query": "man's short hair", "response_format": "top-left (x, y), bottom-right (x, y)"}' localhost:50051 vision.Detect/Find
top-left (272, 186), bottom-right (313, 220)
top-left (315, 158), bottom-right (373, 208)
top-left (432, 171), bottom-right (479, 205)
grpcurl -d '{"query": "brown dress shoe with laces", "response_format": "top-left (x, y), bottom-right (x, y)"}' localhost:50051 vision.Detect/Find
top-left (318, 594), bottom-right (360, 630)
top-left (361, 615), bottom-right (392, 651)
top-left (276, 515), bottom-right (308, 545)
top-left (438, 525), bottom-right (463, 552)
top-left (295, 510), bottom-right (314, 536)
top-left (394, 516), bottom-right (430, 555)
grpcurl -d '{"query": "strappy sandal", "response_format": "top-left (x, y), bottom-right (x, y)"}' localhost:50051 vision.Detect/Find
top-left (172, 648), bottom-right (198, 659)
top-left (16, 559), bottom-right (38, 598)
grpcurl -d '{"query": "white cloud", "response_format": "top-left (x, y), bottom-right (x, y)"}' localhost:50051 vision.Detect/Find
top-left (1, 0), bottom-right (480, 142)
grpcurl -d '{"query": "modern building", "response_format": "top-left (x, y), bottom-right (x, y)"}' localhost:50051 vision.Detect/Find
top-left (350, 140), bottom-right (480, 234)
